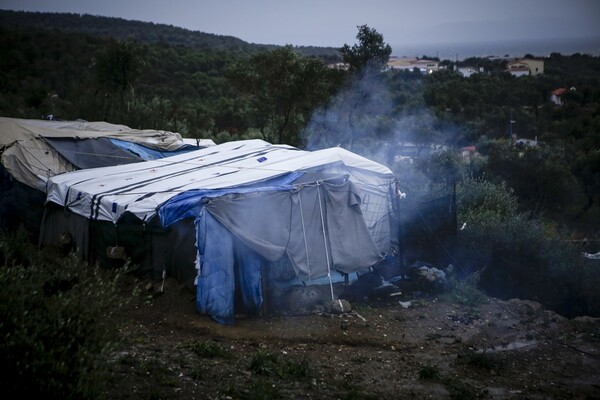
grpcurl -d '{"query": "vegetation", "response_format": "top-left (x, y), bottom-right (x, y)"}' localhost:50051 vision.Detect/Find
top-left (249, 350), bottom-right (312, 380)
top-left (455, 177), bottom-right (600, 317)
top-left (188, 340), bottom-right (231, 358)
top-left (0, 230), bottom-right (136, 399)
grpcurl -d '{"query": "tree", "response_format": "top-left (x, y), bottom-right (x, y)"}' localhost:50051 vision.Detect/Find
top-left (416, 149), bottom-right (464, 186)
top-left (95, 39), bottom-right (142, 93)
top-left (227, 46), bottom-right (339, 146)
top-left (339, 25), bottom-right (392, 74)
top-left (484, 141), bottom-right (582, 217)
top-left (305, 25), bottom-right (393, 152)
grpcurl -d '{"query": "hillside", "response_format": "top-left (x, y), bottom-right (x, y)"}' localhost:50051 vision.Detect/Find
top-left (0, 10), bottom-right (341, 60)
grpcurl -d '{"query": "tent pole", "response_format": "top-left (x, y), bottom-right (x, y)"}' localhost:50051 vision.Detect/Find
top-left (260, 262), bottom-right (268, 317)
top-left (297, 189), bottom-right (311, 281)
top-left (316, 182), bottom-right (335, 301)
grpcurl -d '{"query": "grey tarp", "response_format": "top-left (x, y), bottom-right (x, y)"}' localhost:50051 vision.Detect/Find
top-left (204, 180), bottom-right (382, 281)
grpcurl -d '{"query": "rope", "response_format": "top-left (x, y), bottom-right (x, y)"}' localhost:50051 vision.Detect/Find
top-left (15, 141), bottom-right (56, 176)
top-left (297, 189), bottom-right (312, 281)
top-left (316, 181), bottom-right (335, 301)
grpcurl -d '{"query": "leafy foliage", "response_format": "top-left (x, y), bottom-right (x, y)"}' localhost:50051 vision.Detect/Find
top-left (456, 178), bottom-right (600, 317)
top-left (227, 46), bottom-right (342, 146)
top-left (339, 24), bottom-right (392, 73)
top-left (0, 232), bottom-right (136, 399)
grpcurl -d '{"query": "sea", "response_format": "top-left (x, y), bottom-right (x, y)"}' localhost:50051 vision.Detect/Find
top-left (391, 37), bottom-right (600, 60)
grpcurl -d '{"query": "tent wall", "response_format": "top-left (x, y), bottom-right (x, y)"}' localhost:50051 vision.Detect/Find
top-left (40, 206), bottom-right (90, 259)
top-left (0, 165), bottom-right (47, 238)
top-left (1, 138), bottom-right (76, 190)
top-left (151, 218), bottom-right (198, 289)
top-left (39, 207), bottom-right (198, 288)
top-left (192, 180), bottom-right (386, 323)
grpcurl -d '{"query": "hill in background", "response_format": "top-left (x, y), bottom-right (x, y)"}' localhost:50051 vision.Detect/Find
top-left (0, 10), bottom-right (341, 61)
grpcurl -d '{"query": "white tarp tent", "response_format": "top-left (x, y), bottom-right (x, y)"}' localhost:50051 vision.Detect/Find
top-left (41, 139), bottom-right (400, 324)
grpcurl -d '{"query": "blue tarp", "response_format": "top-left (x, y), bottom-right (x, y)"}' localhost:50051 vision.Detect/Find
top-left (160, 173), bottom-right (381, 325)
top-left (196, 209), bottom-right (235, 324)
top-left (109, 138), bottom-right (199, 160)
top-left (196, 209), bottom-right (263, 324)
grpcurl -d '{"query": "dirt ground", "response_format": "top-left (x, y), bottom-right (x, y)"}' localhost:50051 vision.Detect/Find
top-left (105, 276), bottom-right (600, 400)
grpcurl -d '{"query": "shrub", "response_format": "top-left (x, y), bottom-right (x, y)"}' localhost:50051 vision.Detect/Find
top-left (443, 271), bottom-right (487, 307)
top-left (0, 233), bottom-right (134, 399)
top-left (455, 177), bottom-right (600, 317)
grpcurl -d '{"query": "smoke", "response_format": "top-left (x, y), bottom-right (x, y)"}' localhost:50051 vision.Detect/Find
top-left (301, 67), bottom-right (467, 271)
top-left (302, 67), bottom-right (459, 192)
top-left (302, 67), bottom-right (393, 151)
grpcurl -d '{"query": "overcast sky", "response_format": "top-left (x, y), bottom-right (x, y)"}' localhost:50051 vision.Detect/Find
top-left (1, 0), bottom-right (599, 49)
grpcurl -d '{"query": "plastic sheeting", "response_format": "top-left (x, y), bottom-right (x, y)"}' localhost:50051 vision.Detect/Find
top-left (46, 139), bottom-right (395, 224)
top-left (196, 219), bottom-right (263, 325)
top-left (45, 137), bottom-right (141, 169)
top-left (109, 138), bottom-right (200, 161)
top-left (203, 180), bottom-right (382, 280)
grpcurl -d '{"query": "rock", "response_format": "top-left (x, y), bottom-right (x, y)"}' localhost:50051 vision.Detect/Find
top-left (572, 316), bottom-right (600, 325)
top-left (323, 299), bottom-right (352, 314)
top-left (508, 299), bottom-right (543, 316)
top-left (399, 301), bottom-right (412, 309)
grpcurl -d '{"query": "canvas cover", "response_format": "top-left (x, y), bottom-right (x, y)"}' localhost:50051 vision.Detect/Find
top-left (41, 139), bottom-right (398, 324)
top-left (0, 116), bottom-right (185, 149)
top-left (0, 117), bottom-right (197, 190)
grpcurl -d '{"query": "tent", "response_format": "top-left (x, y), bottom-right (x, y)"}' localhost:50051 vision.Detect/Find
top-left (0, 116), bottom-right (213, 236)
top-left (0, 116), bottom-right (208, 191)
top-left (40, 139), bottom-right (402, 324)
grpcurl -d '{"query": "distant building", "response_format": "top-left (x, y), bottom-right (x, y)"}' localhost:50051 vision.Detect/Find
top-left (327, 62), bottom-right (349, 70)
top-left (507, 61), bottom-right (531, 77)
top-left (387, 57), bottom-right (439, 74)
top-left (550, 87), bottom-right (568, 106)
top-left (506, 58), bottom-right (544, 76)
top-left (521, 58), bottom-right (544, 75)
top-left (457, 66), bottom-right (479, 77)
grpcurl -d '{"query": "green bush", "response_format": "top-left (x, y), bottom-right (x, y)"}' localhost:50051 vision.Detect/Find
top-left (0, 233), bottom-right (134, 399)
top-left (455, 177), bottom-right (600, 317)
top-left (443, 271), bottom-right (488, 307)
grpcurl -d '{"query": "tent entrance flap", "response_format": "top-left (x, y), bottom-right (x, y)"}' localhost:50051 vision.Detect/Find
top-left (203, 180), bottom-right (382, 282)
top-left (195, 210), bottom-right (263, 325)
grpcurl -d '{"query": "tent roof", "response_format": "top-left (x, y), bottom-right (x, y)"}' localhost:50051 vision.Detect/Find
top-left (0, 116), bottom-right (185, 151)
top-left (0, 117), bottom-right (210, 190)
top-left (46, 139), bottom-right (394, 224)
